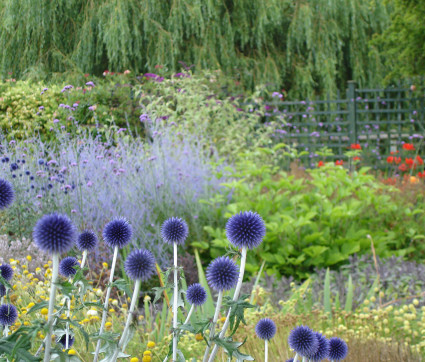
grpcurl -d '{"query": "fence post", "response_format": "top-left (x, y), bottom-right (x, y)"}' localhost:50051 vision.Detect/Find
top-left (347, 81), bottom-right (357, 144)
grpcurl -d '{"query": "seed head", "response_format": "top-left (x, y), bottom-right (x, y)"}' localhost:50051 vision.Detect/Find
top-left (226, 211), bottom-right (266, 249)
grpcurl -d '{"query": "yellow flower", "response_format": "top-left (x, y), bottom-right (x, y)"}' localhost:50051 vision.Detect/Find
top-left (143, 351), bottom-right (152, 356)
top-left (195, 333), bottom-right (203, 341)
top-left (142, 357), bottom-right (151, 362)
top-left (147, 341), bottom-right (155, 348)
top-left (105, 322), bottom-right (112, 330)
top-left (220, 317), bottom-right (226, 323)
top-left (26, 255), bottom-right (32, 262)
top-left (68, 349), bottom-right (77, 355)
top-left (102, 262), bottom-right (108, 268)
top-left (130, 358), bottom-right (140, 362)
top-left (41, 308), bottom-right (49, 316)
top-left (109, 308), bottom-right (115, 313)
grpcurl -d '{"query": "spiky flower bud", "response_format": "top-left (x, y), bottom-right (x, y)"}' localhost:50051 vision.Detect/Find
top-left (57, 334), bottom-right (75, 348)
top-left (0, 178), bottom-right (14, 209)
top-left (255, 318), bottom-right (277, 340)
top-left (226, 211), bottom-right (266, 249)
top-left (103, 218), bottom-right (132, 249)
top-left (33, 213), bottom-right (76, 254)
top-left (59, 257), bottom-right (79, 278)
top-left (206, 256), bottom-right (239, 291)
top-left (161, 217), bottom-right (189, 245)
top-left (328, 337), bottom-right (348, 361)
top-left (307, 332), bottom-right (330, 361)
top-left (124, 249), bottom-right (156, 281)
top-left (0, 304), bottom-right (18, 326)
top-left (186, 283), bottom-right (207, 306)
top-left (288, 325), bottom-right (318, 357)
top-left (76, 230), bottom-right (98, 251)
top-left (0, 264), bottom-right (14, 281)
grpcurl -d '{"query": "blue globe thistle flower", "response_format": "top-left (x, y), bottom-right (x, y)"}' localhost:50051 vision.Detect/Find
top-left (59, 257), bottom-right (79, 278)
top-left (307, 332), bottom-right (330, 361)
top-left (0, 264), bottom-right (14, 281)
top-left (124, 249), bottom-right (156, 281)
top-left (161, 217), bottom-right (189, 245)
top-left (103, 218), bottom-right (133, 249)
top-left (10, 163), bottom-right (18, 171)
top-left (288, 325), bottom-right (318, 357)
top-left (33, 213), bottom-right (76, 254)
top-left (0, 304), bottom-right (18, 326)
top-left (286, 360), bottom-right (294, 362)
top-left (255, 318), bottom-right (277, 340)
top-left (328, 337), bottom-right (348, 361)
top-left (57, 334), bottom-right (75, 348)
top-left (206, 256), bottom-right (239, 291)
top-left (76, 230), bottom-right (98, 251)
top-left (226, 211), bottom-right (266, 249)
top-left (0, 285), bottom-right (6, 298)
top-left (186, 283), bottom-right (207, 306)
top-left (0, 178), bottom-right (14, 210)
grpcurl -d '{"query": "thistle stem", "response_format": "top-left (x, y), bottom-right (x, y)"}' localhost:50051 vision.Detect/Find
top-left (208, 247), bottom-right (247, 362)
top-left (172, 242), bottom-right (178, 362)
top-left (293, 353), bottom-right (299, 362)
top-left (93, 246), bottom-right (119, 362)
top-left (44, 253), bottom-right (59, 362)
top-left (3, 325), bottom-right (9, 337)
top-left (111, 278), bottom-right (142, 361)
top-left (0, 297), bottom-right (4, 305)
top-left (80, 250), bottom-right (88, 270)
top-left (65, 277), bottom-right (72, 350)
top-left (202, 290), bottom-right (223, 362)
top-left (265, 340), bottom-right (268, 362)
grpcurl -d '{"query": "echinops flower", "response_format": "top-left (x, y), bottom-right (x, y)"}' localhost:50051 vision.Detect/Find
top-left (161, 217), bottom-right (189, 245)
top-left (33, 213), bottom-right (76, 254)
top-left (226, 211), bottom-right (266, 249)
top-left (76, 230), bottom-right (98, 251)
top-left (186, 283), bottom-right (207, 306)
top-left (206, 256), bottom-right (239, 291)
top-left (0, 285), bottom-right (6, 298)
top-left (124, 249), bottom-right (156, 281)
top-left (255, 318), bottom-right (277, 340)
top-left (0, 304), bottom-right (18, 326)
top-left (288, 325), bottom-right (318, 357)
top-left (328, 337), bottom-right (348, 361)
top-left (58, 334), bottom-right (75, 348)
top-left (103, 218), bottom-right (133, 249)
top-left (0, 178), bottom-right (14, 209)
top-left (59, 257), bottom-right (79, 278)
top-left (0, 264), bottom-right (14, 281)
top-left (307, 332), bottom-right (330, 361)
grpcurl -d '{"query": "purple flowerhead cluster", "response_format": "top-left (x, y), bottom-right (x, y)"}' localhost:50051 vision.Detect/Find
top-left (76, 230), bottom-right (98, 251)
top-left (59, 256), bottom-right (79, 278)
top-left (288, 325), bottom-right (347, 361)
top-left (255, 318), bottom-right (276, 340)
top-left (226, 211), bottom-right (266, 250)
top-left (58, 334), bottom-right (75, 348)
top-left (206, 256), bottom-right (239, 291)
top-left (0, 304), bottom-right (18, 326)
top-left (103, 218), bottom-right (132, 249)
top-left (33, 213), bottom-right (76, 254)
top-left (161, 217), bottom-right (189, 245)
top-left (186, 283), bottom-right (207, 306)
top-left (124, 249), bottom-right (156, 281)
top-left (0, 264), bottom-right (14, 281)
top-left (0, 178), bottom-right (14, 209)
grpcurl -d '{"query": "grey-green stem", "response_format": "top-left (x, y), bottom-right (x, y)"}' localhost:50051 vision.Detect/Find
top-left (44, 253), bottom-right (59, 362)
top-left (202, 290), bottom-right (223, 362)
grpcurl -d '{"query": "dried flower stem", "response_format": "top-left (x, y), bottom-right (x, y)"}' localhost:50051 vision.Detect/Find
top-left (202, 291), bottom-right (223, 362)
top-left (93, 246), bottom-right (119, 362)
top-left (172, 242), bottom-right (178, 361)
top-left (208, 247), bottom-right (247, 362)
top-left (44, 253), bottom-right (59, 362)
top-left (80, 250), bottom-right (88, 270)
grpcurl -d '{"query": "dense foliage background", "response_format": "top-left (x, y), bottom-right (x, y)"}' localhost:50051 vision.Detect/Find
top-left (0, 0), bottom-right (394, 98)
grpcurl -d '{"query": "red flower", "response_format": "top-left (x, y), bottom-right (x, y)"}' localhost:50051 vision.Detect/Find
top-left (84, 73), bottom-right (89, 77)
top-left (394, 157), bottom-right (401, 164)
top-left (350, 143), bottom-right (362, 150)
top-left (398, 163), bottom-right (407, 172)
top-left (405, 158), bottom-right (415, 168)
top-left (417, 171), bottom-right (424, 178)
top-left (318, 161), bottom-right (324, 167)
top-left (402, 143), bottom-right (415, 151)
top-left (387, 156), bottom-right (394, 164)
top-left (416, 155), bottom-right (424, 166)
top-left (353, 156), bottom-right (361, 161)
top-left (335, 160), bottom-right (344, 166)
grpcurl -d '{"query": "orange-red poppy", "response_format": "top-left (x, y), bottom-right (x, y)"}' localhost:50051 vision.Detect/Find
top-left (335, 160), bottom-right (344, 166)
top-left (318, 161), bottom-right (324, 167)
top-left (398, 163), bottom-right (407, 172)
top-left (402, 143), bottom-right (415, 151)
top-left (350, 144), bottom-right (362, 150)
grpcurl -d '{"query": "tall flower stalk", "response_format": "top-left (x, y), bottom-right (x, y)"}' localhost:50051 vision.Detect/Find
top-left (32, 213), bottom-right (76, 362)
top-left (255, 318), bottom-right (276, 362)
top-left (93, 218), bottom-right (132, 362)
top-left (161, 217), bottom-right (188, 361)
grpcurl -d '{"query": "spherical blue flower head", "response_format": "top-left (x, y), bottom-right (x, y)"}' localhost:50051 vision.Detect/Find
top-left (255, 318), bottom-right (277, 340)
top-left (186, 283), bottom-right (207, 306)
top-left (0, 284), bottom-right (6, 298)
top-left (33, 213), bottom-right (76, 254)
top-left (76, 230), bottom-right (98, 251)
top-left (124, 249), bottom-right (156, 281)
top-left (328, 337), bottom-right (348, 361)
top-left (0, 178), bottom-right (14, 210)
top-left (226, 211), bottom-right (266, 249)
top-left (59, 257), bottom-right (79, 278)
top-left (307, 332), bottom-right (330, 361)
top-left (0, 304), bottom-right (18, 326)
top-left (286, 360), bottom-right (294, 362)
top-left (288, 325), bottom-right (318, 357)
top-left (103, 218), bottom-right (133, 249)
top-left (0, 264), bottom-right (14, 281)
top-left (206, 256), bottom-right (239, 291)
top-left (57, 334), bottom-right (75, 348)
top-left (161, 217), bottom-right (189, 245)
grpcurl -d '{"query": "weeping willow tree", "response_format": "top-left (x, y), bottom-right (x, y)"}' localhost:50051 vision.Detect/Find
top-left (0, 0), bottom-right (392, 98)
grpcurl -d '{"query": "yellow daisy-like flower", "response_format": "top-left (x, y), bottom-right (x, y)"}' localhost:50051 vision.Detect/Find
top-left (40, 308), bottom-right (49, 316)
top-left (147, 341), bottom-right (155, 348)
top-left (105, 322), bottom-right (112, 330)
top-left (130, 358), bottom-right (139, 362)
top-left (26, 255), bottom-right (32, 262)
top-left (195, 333), bottom-right (204, 341)
top-left (68, 349), bottom-right (77, 355)
top-left (142, 357), bottom-right (151, 362)
top-left (102, 262), bottom-right (108, 268)
top-left (143, 351), bottom-right (152, 356)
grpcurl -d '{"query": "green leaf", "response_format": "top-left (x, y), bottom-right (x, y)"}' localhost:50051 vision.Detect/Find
top-left (324, 268), bottom-right (331, 315)
top-left (344, 274), bottom-right (354, 312)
